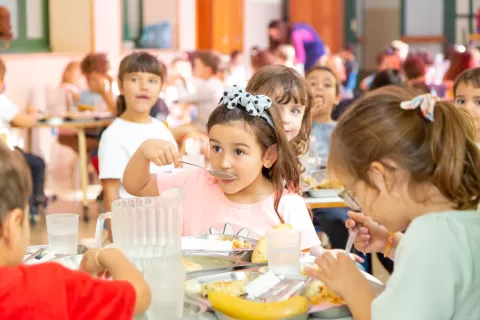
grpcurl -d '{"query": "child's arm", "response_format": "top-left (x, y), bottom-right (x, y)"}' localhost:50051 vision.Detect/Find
top-left (123, 139), bottom-right (180, 197)
top-left (102, 179), bottom-right (120, 241)
top-left (10, 110), bottom-right (37, 128)
top-left (80, 248), bottom-right (151, 314)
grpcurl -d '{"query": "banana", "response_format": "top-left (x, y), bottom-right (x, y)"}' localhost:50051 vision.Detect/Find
top-left (208, 292), bottom-right (309, 320)
top-left (251, 224), bottom-right (292, 263)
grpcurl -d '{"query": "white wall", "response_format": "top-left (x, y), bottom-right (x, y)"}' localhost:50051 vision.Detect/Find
top-left (243, 0), bottom-right (282, 69)
top-left (179, 0), bottom-right (196, 50)
top-left (93, 0), bottom-right (122, 55)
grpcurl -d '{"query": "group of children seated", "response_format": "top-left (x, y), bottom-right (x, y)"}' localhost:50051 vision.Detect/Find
top-left (1, 37), bottom-right (480, 317)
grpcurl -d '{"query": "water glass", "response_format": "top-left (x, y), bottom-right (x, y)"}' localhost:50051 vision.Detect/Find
top-left (267, 229), bottom-right (301, 275)
top-left (46, 213), bottom-right (79, 254)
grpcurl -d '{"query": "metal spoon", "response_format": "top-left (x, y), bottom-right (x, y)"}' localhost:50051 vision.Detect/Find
top-left (23, 248), bottom-right (46, 263)
top-left (180, 160), bottom-right (237, 180)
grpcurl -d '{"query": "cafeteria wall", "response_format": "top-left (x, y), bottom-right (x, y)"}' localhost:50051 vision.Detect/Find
top-left (2, 0), bottom-right (282, 158)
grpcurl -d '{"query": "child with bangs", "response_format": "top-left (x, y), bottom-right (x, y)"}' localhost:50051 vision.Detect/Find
top-left (123, 84), bottom-right (322, 251)
top-left (246, 65), bottom-right (313, 162)
top-left (98, 52), bottom-right (177, 239)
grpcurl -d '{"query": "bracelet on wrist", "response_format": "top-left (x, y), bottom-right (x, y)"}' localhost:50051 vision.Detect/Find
top-left (383, 232), bottom-right (395, 257)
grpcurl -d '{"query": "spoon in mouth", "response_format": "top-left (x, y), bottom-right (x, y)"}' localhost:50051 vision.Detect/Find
top-left (180, 160), bottom-right (237, 180)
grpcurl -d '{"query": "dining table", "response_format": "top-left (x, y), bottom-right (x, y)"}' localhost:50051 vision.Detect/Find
top-left (27, 116), bottom-right (114, 221)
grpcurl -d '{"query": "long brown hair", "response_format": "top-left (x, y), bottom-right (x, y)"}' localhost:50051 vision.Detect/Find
top-left (268, 20), bottom-right (292, 52)
top-left (330, 86), bottom-right (480, 210)
top-left (117, 52), bottom-right (165, 116)
top-left (246, 65), bottom-right (313, 163)
top-left (207, 95), bottom-right (300, 220)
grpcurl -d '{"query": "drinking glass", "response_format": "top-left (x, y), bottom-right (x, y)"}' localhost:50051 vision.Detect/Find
top-left (46, 213), bottom-right (79, 254)
top-left (266, 229), bottom-right (301, 275)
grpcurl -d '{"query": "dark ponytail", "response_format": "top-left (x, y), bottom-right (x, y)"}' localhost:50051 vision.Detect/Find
top-left (116, 95), bottom-right (126, 116)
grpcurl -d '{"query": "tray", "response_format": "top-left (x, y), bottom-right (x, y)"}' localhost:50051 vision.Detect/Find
top-left (183, 297), bottom-right (209, 319)
top-left (182, 234), bottom-right (258, 252)
top-left (257, 258), bottom-right (384, 319)
top-left (185, 271), bottom-right (309, 305)
top-left (24, 245), bottom-right (89, 263)
top-left (183, 253), bottom-right (239, 272)
top-left (214, 310), bottom-right (308, 320)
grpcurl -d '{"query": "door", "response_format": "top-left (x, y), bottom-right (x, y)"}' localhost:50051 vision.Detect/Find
top-left (289, 0), bottom-right (344, 53)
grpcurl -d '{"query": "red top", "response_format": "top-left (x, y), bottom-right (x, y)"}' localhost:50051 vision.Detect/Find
top-left (0, 262), bottom-right (136, 320)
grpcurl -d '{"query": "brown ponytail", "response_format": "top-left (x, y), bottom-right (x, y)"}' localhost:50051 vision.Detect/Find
top-left (428, 101), bottom-right (480, 209)
top-left (330, 85), bottom-right (480, 210)
top-left (116, 95), bottom-right (127, 116)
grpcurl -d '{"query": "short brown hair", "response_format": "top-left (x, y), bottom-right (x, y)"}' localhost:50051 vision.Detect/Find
top-left (194, 50), bottom-right (221, 74)
top-left (247, 65), bottom-right (313, 160)
top-left (306, 65), bottom-right (341, 95)
top-left (0, 143), bottom-right (32, 231)
top-left (0, 56), bottom-right (5, 80)
top-left (453, 67), bottom-right (480, 95)
top-left (330, 86), bottom-right (480, 210)
top-left (80, 53), bottom-right (110, 75)
top-left (403, 54), bottom-right (426, 80)
top-left (250, 48), bottom-right (275, 71)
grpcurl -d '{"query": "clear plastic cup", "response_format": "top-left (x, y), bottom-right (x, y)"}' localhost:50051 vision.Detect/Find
top-left (266, 229), bottom-right (301, 275)
top-left (46, 213), bottom-right (79, 254)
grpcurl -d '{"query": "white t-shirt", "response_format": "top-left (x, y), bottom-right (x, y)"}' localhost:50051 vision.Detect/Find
top-left (0, 94), bottom-right (19, 132)
top-left (372, 210), bottom-right (480, 320)
top-left (98, 117), bottom-right (177, 199)
top-left (177, 76), bottom-right (225, 131)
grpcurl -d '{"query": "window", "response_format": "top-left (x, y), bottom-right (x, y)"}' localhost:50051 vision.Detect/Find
top-left (2, 0), bottom-right (50, 52)
top-left (122, 0), bottom-right (143, 45)
top-left (122, 0), bottom-right (177, 50)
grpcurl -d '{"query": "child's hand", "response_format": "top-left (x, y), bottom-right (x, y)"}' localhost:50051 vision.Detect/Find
top-left (79, 249), bottom-right (106, 276)
top-left (346, 211), bottom-right (390, 253)
top-left (141, 139), bottom-right (180, 167)
top-left (305, 251), bottom-right (368, 299)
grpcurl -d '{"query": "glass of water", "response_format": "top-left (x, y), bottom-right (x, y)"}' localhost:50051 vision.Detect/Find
top-left (267, 229), bottom-right (301, 275)
top-left (46, 213), bottom-right (79, 254)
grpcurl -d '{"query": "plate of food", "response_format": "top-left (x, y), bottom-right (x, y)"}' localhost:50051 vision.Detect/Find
top-left (304, 179), bottom-right (343, 198)
top-left (185, 271), bottom-right (310, 319)
top-left (182, 235), bottom-right (257, 254)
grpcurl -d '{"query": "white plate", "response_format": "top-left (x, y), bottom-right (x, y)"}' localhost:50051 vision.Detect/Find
top-left (307, 189), bottom-right (341, 198)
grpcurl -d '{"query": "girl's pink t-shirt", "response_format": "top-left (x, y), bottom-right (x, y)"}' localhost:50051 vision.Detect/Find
top-left (157, 169), bottom-right (320, 250)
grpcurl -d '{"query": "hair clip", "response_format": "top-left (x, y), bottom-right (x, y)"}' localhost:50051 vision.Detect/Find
top-left (400, 93), bottom-right (440, 121)
top-left (219, 85), bottom-right (275, 128)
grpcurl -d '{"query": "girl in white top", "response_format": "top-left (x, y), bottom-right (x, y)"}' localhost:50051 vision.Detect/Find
top-left (98, 53), bottom-right (177, 237)
top-left (309, 88), bottom-right (480, 320)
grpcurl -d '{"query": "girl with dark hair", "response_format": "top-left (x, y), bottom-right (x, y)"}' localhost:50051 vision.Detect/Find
top-left (123, 85), bottom-right (321, 250)
top-left (98, 52), bottom-right (176, 237)
top-left (268, 19), bottom-right (326, 72)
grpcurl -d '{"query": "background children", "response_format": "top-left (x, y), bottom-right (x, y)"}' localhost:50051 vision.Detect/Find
top-left (453, 67), bottom-right (480, 145)
top-left (250, 48), bottom-right (276, 74)
top-left (174, 50), bottom-right (224, 136)
top-left (311, 87), bottom-right (480, 319)
top-left (98, 52), bottom-right (176, 237)
top-left (305, 66), bottom-right (339, 159)
top-left (123, 86), bottom-right (320, 250)
top-left (246, 65), bottom-right (312, 162)
top-left (0, 57), bottom-right (47, 221)
top-left (0, 142), bottom-right (150, 319)
top-left (274, 45), bottom-right (296, 69)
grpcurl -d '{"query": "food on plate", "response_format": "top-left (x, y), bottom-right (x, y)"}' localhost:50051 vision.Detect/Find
top-left (303, 280), bottom-right (344, 305)
top-left (219, 236), bottom-right (253, 249)
top-left (302, 176), bottom-right (317, 186)
top-left (233, 238), bottom-right (252, 249)
top-left (208, 291), bottom-right (309, 320)
top-left (77, 104), bottom-right (95, 111)
top-left (314, 179), bottom-right (342, 190)
top-left (251, 224), bottom-right (292, 263)
top-left (200, 280), bottom-right (245, 297)
top-left (182, 258), bottom-right (203, 272)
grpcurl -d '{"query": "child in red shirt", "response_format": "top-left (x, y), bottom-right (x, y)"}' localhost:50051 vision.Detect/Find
top-left (0, 142), bottom-right (151, 319)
